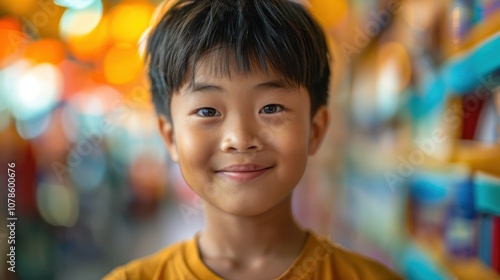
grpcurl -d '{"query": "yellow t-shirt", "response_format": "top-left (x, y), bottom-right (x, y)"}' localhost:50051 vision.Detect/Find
top-left (103, 232), bottom-right (402, 280)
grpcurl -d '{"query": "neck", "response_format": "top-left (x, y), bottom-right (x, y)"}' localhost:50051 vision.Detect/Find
top-left (197, 195), bottom-right (307, 260)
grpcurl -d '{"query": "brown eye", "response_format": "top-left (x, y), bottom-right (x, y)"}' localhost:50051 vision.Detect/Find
top-left (195, 108), bottom-right (220, 117)
top-left (260, 104), bottom-right (284, 114)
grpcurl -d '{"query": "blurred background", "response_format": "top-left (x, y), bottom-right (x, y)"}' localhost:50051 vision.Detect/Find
top-left (0, 0), bottom-right (499, 279)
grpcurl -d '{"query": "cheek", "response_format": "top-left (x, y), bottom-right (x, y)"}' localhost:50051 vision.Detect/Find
top-left (176, 127), bottom-right (216, 172)
top-left (271, 121), bottom-right (310, 173)
top-left (270, 117), bottom-right (310, 154)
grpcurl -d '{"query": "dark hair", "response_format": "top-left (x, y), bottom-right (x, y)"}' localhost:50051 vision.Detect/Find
top-left (146, 0), bottom-right (331, 120)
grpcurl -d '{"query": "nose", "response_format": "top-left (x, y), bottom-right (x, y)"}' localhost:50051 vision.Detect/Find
top-left (220, 114), bottom-right (264, 153)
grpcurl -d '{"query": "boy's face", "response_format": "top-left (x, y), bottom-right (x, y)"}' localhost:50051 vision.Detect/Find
top-left (159, 56), bottom-right (329, 217)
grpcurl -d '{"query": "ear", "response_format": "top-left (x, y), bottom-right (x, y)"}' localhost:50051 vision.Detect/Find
top-left (158, 115), bottom-right (179, 162)
top-left (308, 105), bottom-right (330, 155)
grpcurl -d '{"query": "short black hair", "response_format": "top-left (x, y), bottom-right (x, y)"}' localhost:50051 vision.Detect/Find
top-left (146, 0), bottom-right (331, 120)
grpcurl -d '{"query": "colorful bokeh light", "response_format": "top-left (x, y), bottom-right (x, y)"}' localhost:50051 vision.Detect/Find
top-left (36, 183), bottom-right (79, 227)
top-left (67, 16), bottom-right (110, 61)
top-left (15, 112), bottom-right (52, 140)
top-left (10, 62), bottom-right (63, 120)
top-left (55, 0), bottom-right (97, 10)
top-left (309, 0), bottom-right (348, 28)
top-left (23, 39), bottom-right (66, 65)
top-left (109, 3), bottom-right (154, 44)
top-left (59, 0), bottom-right (103, 39)
top-left (103, 43), bottom-right (142, 85)
top-left (0, 17), bottom-right (28, 67)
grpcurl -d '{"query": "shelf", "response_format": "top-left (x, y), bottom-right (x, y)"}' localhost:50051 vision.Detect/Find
top-left (451, 141), bottom-right (500, 177)
top-left (401, 242), bottom-right (452, 280)
top-left (441, 31), bottom-right (500, 94)
top-left (418, 13), bottom-right (500, 98)
top-left (447, 10), bottom-right (500, 58)
top-left (474, 171), bottom-right (500, 216)
top-left (443, 9), bottom-right (500, 93)
top-left (407, 236), bottom-right (500, 280)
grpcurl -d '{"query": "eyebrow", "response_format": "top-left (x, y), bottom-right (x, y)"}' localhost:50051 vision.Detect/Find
top-left (187, 82), bottom-right (223, 93)
top-left (254, 80), bottom-right (296, 91)
top-left (185, 79), bottom-right (297, 94)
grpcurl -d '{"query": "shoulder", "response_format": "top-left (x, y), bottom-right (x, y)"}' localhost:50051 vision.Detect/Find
top-left (329, 242), bottom-right (402, 280)
top-left (102, 240), bottom-right (190, 280)
top-left (289, 232), bottom-right (402, 280)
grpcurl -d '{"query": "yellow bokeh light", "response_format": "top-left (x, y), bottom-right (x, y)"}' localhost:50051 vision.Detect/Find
top-left (109, 3), bottom-right (154, 44)
top-left (309, 0), bottom-right (348, 28)
top-left (103, 43), bottom-right (142, 85)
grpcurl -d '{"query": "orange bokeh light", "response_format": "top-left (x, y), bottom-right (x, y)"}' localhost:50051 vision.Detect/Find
top-left (67, 16), bottom-right (110, 62)
top-left (309, 0), bottom-right (348, 28)
top-left (103, 43), bottom-right (142, 85)
top-left (24, 39), bottom-right (66, 65)
top-left (0, 16), bottom-right (22, 31)
top-left (0, 17), bottom-right (28, 66)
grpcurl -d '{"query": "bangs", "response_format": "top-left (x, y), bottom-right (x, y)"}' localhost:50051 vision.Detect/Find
top-left (146, 0), bottom-right (331, 119)
top-left (188, 47), bottom-right (299, 89)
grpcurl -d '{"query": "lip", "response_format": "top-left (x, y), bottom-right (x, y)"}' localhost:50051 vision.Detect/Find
top-left (215, 164), bottom-right (272, 183)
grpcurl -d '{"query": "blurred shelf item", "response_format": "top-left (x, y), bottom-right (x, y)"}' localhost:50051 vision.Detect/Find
top-left (441, 8), bottom-right (500, 94)
top-left (416, 18), bottom-right (500, 99)
top-left (412, 8), bottom-right (500, 99)
top-left (408, 235), bottom-right (500, 280)
top-left (441, 32), bottom-right (500, 94)
top-left (401, 242), bottom-right (453, 280)
top-left (391, 143), bottom-right (500, 278)
top-left (449, 9), bottom-right (500, 56)
top-left (474, 171), bottom-right (500, 273)
top-left (452, 140), bottom-right (500, 177)
top-left (340, 0), bottom-right (500, 279)
top-left (474, 171), bottom-right (500, 216)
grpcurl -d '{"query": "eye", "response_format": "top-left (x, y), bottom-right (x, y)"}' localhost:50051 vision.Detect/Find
top-left (195, 107), bottom-right (221, 117)
top-left (260, 104), bottom-right (284, 114)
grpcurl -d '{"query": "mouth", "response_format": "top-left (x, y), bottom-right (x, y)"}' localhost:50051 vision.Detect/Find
top-left (215, 164), bottom-right (273, 183)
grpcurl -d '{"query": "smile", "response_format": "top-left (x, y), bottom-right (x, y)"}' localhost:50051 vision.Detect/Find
top-left (215, 164), bottom-right (273, 183)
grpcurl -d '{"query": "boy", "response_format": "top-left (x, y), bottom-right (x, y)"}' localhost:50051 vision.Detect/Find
top-left (104, 0), bottom-right (402, 279)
